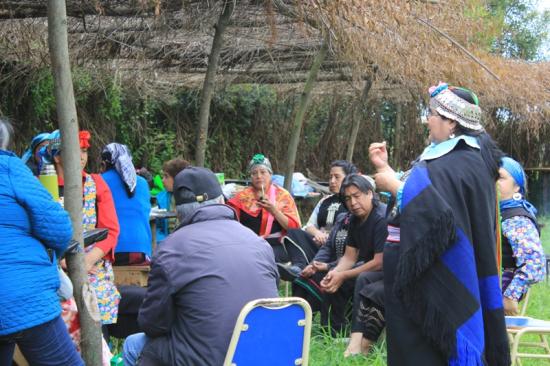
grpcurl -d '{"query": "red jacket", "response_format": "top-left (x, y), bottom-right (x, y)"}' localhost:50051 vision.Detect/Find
top-left (58, 172), bottom-right (120, 262)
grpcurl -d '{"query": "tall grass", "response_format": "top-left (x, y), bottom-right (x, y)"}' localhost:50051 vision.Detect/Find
top-left (309, 217), bottom-right (550, 365)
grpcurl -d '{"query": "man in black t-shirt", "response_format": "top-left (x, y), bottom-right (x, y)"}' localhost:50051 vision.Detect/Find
top-left (320, 174), bottom-right (387, 353)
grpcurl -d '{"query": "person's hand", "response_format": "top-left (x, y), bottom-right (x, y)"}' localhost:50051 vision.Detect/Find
top-left (321, 270), bottom-right (346, 293)
top-left (88, 264), bottom-right (100, 275)
top-left (257, 197), bottom-right (277, 214)
top-left (373, 170), bottom-right (398, 192)
top-left (84, 248), bottom-right (105, 273)
top-left (369, 142), bottom-right (391, 173)
top-left (60, 259), bottom-right (67, 270)
top-left (301, 261), bottom-right (329, 278)
top-left (503, 297), bottom-right (519, 316)
top-left (301, 264), bottom-right (316, 278)
top-left (313, 231), bottom-right (329, 246)
top-left (312, 261), bottom-right (329, 272)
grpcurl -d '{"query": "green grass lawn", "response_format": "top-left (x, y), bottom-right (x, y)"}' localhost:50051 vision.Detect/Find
top-left (308, 217), bottom-right (550, 366)
top-left (111, 218), bottom-right (550, 364)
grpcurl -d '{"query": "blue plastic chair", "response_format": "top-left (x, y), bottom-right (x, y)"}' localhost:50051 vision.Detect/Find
top-left (223, 297), bottom-right (312, 366)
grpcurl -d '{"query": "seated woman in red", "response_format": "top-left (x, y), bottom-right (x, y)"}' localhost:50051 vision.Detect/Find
top-left (228, 153), bottom-right (301, 263)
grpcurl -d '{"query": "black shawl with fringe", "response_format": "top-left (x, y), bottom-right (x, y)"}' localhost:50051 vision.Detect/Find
top-left (390, 142), bottom-right (510, 366)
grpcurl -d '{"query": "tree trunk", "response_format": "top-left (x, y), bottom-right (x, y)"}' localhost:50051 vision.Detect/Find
top-left (393, 103), bottom-right (402, 169)
top-left (195, 0), bottom-right (234, 167)
top-left (346, 72), bottom-right (375, 162)
top-left (283, 40), bottom-right (328, 191)
top-left (47, 1), bottom-right (102, 365)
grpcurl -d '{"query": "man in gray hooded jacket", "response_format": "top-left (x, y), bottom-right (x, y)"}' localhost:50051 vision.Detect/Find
top-left (123, 167), bottom-right (279, 366)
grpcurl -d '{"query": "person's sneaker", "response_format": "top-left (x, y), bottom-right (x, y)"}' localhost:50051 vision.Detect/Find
top-left (277, 263), bottom-right (301, 281)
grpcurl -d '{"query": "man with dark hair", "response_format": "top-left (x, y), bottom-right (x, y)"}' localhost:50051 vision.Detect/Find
top-left (123, 167), bottom-right (279, 366)
top-left (318, 174), bottom-right (387, 351)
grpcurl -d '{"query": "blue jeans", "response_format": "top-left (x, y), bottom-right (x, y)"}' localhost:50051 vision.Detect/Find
top-left (123, 333), bottom-right (149, 366)
top-left (0, 315), bottom-right (83, 366)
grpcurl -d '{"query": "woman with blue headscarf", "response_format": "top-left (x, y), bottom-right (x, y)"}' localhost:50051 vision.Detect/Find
top-left (498, 157), bottom-right (546, 315)
top-left (21, 132), bottom-right (49, 175)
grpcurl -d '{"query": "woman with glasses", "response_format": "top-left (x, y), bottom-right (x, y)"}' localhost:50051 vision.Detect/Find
top-left (369, 83), bottom-right (510, 366)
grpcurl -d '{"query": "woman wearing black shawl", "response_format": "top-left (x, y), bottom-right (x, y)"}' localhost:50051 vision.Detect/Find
top-left (369, 83), bottom-right (510, 365)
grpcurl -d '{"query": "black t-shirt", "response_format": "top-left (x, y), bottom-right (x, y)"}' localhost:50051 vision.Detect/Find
top-left (347, 205), bottom-right (387, 262)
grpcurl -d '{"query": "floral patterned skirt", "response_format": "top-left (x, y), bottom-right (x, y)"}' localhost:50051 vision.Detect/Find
top-left (88, 259), bottom-right (120, 325)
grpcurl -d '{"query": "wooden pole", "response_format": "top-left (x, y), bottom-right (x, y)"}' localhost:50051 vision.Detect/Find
top-left (393, 103), bottom-right (402, 169)
top-left (284, 40), bottom-right (328, 191)
top-left (346, 73), bottom-right (375, 162)
top-left (195, 0), bottom-right (234, 167)
top-left (47, 1), bottom-right (102, 364)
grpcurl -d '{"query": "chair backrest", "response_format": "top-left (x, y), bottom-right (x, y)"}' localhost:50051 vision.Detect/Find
top-left (519, 287), bottom-right (531, 316)
top-left (224, 297), bottom-right (312, 366)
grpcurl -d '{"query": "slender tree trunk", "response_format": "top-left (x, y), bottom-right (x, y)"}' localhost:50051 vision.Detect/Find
top-left (195, 0), bottom-right (234, 167)
top-left (284, 40), bottom-right (328, 191)
top-left (346, 72), bottom-right (375, 162)
top-left (393, 103), bottom-right (402, 169)
top-left (48, 1), bottom-right (102, 365)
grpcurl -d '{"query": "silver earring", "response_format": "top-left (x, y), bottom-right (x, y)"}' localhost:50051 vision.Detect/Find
top-left (449, 133), bottom-right (456, 139)
top-left (512, 192), bottom-right (522, 201)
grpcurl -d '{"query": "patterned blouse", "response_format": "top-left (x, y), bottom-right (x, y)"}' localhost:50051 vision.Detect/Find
top-left (502, 216), bottom-right (546, 301)
top-left (82, 174), bottom-right (120, 325)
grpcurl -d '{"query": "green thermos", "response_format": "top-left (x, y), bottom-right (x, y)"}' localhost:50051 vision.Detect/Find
top-left (39, 163), bottom-right (60, 202)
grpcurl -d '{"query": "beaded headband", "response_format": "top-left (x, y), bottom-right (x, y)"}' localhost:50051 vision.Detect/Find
top-left (429, 83), bottom-right (483, 131)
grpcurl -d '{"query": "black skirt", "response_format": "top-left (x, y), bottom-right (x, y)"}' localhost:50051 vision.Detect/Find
top-left (384, 243), bottom-right (446, 366)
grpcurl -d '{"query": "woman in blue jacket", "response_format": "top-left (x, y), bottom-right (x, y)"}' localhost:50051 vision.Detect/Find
top-left (101, 143), bottom-right (152, 264)
top-left (0, 119), bottom-right (83, 365)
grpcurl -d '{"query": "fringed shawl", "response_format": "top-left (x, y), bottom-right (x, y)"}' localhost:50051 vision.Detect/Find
top-left (395, 142), bottom-right (510, 366)
top-left (228, 184), bottom-right (301, 238)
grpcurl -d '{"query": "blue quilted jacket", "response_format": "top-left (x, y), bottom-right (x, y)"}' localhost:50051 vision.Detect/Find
top-left (0, 150), bottom-right (73, 336)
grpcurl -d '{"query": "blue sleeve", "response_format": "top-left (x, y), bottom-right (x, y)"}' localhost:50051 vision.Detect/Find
top-left (396, 182), bottom-right (405, 211)
top-left (314, 240), bottom-right (333, 263)
top-left (139, 178), bottom-right (153, 244)
top-left (9, 156), bottom-right (72, 256)
top-left (502, 216), bottom-right (546, 300)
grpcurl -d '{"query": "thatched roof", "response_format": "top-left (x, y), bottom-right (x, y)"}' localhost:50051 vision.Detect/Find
top-left (295, 0), bottom-right (549, 133)
top-left (0, 0), bottom-right (547, 128)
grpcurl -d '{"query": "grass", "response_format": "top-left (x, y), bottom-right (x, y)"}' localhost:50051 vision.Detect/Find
top-left (111, 218), bottom-right (550, 365)
top-left (308, 217), bottom-right (550, 365)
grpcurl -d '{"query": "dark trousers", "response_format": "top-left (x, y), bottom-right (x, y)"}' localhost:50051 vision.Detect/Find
top-left (283, 229), bottom-right (320, 268)
top-left (351, 271), bottom-right (385, 341)
top-left (108, 285), bottom-right (147, 339)
top-left (321, 278), bottom-right (355, 335)
top-left (0, 316), bottom-right (83, 366)
top-left (267, 238), bottom-right (290, 263)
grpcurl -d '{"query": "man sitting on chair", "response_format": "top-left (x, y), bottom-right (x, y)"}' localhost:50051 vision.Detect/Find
top-left (123, 167), bottom-right (279, 366)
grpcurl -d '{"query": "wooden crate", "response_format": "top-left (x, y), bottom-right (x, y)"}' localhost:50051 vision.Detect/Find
top-left (113, 265), bottom-right (150, 287)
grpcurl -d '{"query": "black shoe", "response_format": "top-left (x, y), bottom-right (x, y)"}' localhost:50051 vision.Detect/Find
top-left (277, 263), bottom-right (301, 281)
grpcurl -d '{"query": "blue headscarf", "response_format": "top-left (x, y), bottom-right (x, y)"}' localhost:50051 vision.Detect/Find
top-left (500, 156), bottom-right (537, 216)
top-left (21, 132), bottom-right (49, 163)
top-left (38, 130), bottom-right (62, 164)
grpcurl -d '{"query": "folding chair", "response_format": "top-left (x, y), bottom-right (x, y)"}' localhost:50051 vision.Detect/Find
top-left (506, 316), bottom-right (550, 366)
top-left (224, 297), bottom-right (312, 366)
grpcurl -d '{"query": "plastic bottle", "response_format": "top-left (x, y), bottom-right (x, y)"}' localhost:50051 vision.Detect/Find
top-left (39, 163), bottom-right (60, 202)
top-left (110, 353), bottom-right (124, 366)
